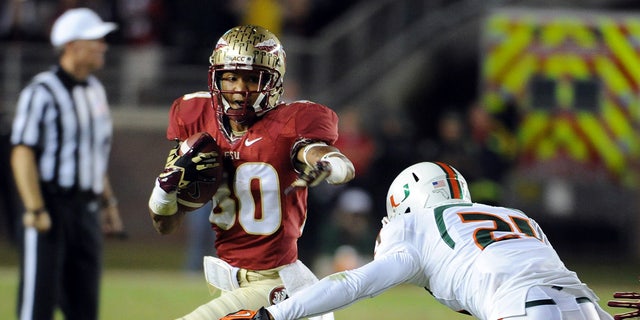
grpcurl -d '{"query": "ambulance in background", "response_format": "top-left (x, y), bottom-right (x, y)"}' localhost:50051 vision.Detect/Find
top-left (480, 8), bottom-right (640, 258)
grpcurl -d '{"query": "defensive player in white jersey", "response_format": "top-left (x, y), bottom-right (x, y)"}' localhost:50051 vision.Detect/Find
top-left (222, 161), bottom-right (613, 320)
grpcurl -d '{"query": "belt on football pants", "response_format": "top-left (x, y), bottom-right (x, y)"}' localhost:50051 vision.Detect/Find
top-left (237, 266), bottom-right (284, 283)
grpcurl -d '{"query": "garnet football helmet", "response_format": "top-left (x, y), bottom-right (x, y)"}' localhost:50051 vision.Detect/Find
top-left (386, 162), bottom-right (472, 219)
top-left (208, 25), bottom-right (286, 125)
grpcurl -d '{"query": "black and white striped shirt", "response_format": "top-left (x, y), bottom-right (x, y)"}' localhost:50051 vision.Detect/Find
top-left (10, 65), bottom-right (113, 194)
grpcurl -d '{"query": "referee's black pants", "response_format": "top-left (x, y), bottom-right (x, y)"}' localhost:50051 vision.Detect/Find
top-left (17, 187), bottom-right (103, 320)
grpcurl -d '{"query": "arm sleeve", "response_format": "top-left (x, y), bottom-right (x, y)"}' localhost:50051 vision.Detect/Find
top-left (293, 102), bottom-right (339, 144)
top-left (10, 84), bottom-right (49, 146)
top-left (288, 102), bottom-right (340, 169)
top-left (267, 251), bottom-right (418, 320)
top-left (166, 92), bottom-right (212, 141)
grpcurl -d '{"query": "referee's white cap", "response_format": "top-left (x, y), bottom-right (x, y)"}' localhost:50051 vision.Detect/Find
top-left (50, 8), bottom-right (118, 47)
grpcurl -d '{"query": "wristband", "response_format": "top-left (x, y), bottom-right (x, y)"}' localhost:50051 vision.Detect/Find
top-left (148, 180), bottom-right (178, 216)
top-left (321, 152), bottom-right (353, 184)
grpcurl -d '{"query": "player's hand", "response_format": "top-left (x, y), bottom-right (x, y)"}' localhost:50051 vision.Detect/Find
top-left (175, 147), bottom-right (220, 185)
top-left (162, 137), bottom-right (220, 188)
top-left (220, 307), bottom-right (273, 320)
top-left (608, 292), bottom-right (640, 319)
top-left (285, 161), bottom-right (331, 194)
top-left (157, 165), bottom-right (184, 193)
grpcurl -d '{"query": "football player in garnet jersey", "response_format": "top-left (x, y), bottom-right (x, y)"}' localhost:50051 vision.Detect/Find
top-left (147, 25), bottom-right (354, 320)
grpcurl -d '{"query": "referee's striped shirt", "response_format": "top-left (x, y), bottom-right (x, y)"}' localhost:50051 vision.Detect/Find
top-left (10, 65), bottom-right (113, 195)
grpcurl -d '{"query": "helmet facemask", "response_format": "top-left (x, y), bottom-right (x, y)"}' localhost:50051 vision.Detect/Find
top-left (208, 25), bottom-right (286, 126)
top-left (209, 66), bottom-right (282, 125)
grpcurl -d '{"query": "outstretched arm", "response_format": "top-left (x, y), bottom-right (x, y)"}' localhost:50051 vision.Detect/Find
top-left (221, 252), bottom-right (416, 320)
top-left (286, 142), bottom-right (355, 193)
top-left (267, 252), bottom-right (414, 319)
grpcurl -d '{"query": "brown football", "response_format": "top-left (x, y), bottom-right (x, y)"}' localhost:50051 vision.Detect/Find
top-left (176, 132), bottom-right (223, 212)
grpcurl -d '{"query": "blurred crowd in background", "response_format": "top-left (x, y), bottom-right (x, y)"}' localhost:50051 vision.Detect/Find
top-left (2, 0), bottom-right (640, 276)
top-left (0, 0), bottom-right (361, 63)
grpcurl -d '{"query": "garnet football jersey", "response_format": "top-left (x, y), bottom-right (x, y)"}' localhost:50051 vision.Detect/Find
top-left (166, 91), bottom-right (339, 270)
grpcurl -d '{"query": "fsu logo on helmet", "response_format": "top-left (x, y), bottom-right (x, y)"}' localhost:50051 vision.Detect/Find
top-left (215, 38), bottom-right (228, 50)
top-left (255, 39), bottom-right (279, 53)
top-left (269, 286), bottom-right (288, 305)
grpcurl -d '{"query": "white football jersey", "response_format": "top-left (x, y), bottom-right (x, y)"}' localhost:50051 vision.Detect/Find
top-left (374, 202), bottom-right (598, 319)
top-left (267, 203), bottom-right (601, 320)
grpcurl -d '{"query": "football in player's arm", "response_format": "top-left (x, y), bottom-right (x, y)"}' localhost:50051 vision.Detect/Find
top-left (222, 162), bottom-right (613, 320)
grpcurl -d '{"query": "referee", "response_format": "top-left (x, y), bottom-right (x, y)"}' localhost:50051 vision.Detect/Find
top-left (10, 8), bottom-right (123, 320)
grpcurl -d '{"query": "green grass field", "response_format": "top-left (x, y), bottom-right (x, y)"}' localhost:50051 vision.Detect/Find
top-left (0, 239), bottom-right (637, 319)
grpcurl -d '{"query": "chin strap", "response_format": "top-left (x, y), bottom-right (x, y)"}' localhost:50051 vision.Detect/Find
top-left (220, 92), bottom-right (269, 116)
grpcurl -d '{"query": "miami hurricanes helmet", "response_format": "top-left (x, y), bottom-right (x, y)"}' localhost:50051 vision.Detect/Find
top-left (386, 162), bottom-right (472, 219)
top-left (208, 25), bottom-right (286, 125)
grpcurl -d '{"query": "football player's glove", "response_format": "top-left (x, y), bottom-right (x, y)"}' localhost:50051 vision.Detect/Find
top-left (608, 292), bottom-right (640, 320)
top-left (285, 160), bottom-right (331, 194)
top-left (220, 307), bottom-right (272, 320)
top-left (157, 165), bottom-right (183, 193)
top-left (162, 137), bottom-right (220, 189)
